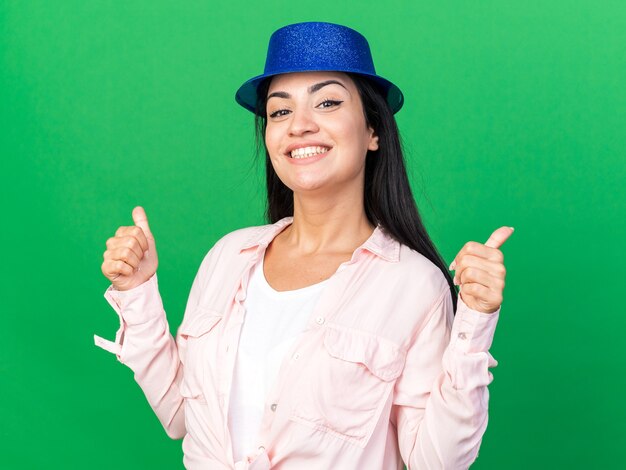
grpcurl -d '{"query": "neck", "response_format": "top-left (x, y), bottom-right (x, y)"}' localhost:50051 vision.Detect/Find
top-left (283, 185), bottom-right (375, 255)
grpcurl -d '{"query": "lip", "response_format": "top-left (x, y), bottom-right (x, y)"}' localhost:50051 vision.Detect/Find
top-left (285, 147), bottom-right (332, 165)
top-left (283, 141), bottom-right (333, 156)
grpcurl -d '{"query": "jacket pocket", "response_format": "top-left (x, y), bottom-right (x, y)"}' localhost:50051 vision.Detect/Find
top-left (290, 324), bottom-right (406, 448)
top-left (177, 307), bottom-right (224, 404)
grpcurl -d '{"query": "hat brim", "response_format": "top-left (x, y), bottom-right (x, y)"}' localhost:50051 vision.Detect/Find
top-left (235, 69), bottom-right (404, 115)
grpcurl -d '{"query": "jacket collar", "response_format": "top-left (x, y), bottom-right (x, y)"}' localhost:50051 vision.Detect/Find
top-left (240, 216), bottom-right (400, 263)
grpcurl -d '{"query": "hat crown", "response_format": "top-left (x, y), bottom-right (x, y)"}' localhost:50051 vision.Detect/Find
top-left (264, 22), bottom-right (377, 76)
top-left (235, 21), bottom-right (404, 114)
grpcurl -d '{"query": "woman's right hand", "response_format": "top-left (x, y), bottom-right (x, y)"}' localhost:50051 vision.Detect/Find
top-left (101, 206), bottom-right (159, 291)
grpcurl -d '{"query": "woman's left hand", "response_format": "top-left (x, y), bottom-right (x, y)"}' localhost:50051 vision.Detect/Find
top-left (448, 227), bottom-right (514, 314)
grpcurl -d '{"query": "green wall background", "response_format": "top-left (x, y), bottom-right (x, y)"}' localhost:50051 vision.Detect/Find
top-left (2, 1), bottom-right (625, 468)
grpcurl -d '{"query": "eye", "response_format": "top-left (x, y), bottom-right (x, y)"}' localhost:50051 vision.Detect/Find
top-left (268, 108), bottom-right (291, 119)
top-left (317, 99), bottom-right (343, 109)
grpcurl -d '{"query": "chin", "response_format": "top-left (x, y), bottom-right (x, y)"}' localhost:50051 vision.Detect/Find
top-left (289, 182), bottom-right (327, 194)
top-left (278, 172), bottom-right (329, 192)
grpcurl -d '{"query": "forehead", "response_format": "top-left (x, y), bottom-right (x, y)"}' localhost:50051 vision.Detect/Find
top-left (267, 71), bottom-right (354, 94)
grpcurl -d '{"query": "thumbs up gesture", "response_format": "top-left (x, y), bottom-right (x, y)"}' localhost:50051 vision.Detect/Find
top-left (101, 206), bottom-right (159, 291)
top-left (448, 227), bottom-right (514, 314)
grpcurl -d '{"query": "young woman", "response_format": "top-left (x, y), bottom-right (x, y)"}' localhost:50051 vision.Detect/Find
top-left (96, 22), bottom-right (512, 469)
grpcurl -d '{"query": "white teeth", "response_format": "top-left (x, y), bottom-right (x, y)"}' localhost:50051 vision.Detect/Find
top-left (290, 146), bottom-right (330, 159)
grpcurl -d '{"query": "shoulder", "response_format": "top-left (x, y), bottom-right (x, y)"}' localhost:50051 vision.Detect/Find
top-left (198, 217), bottom-right (293, 265)
top-left (378, 242), bottom-right (450, 314)
top-left (191, 222), bottom-right (273, 286)
top-left (390, 244), bottom-right (454, 336)
top-left (202, 223), bottom-right (270, 262)
top-left (368, 226), bottom-right (449, 299)
top-left (396, 243), bottom-right (449, 292)
top-left (363, 227), bottom-right (451, 308)
top-left (340, 237), bottom-right (453, 345)
top-left (214, 224), bottom-right (268, 249)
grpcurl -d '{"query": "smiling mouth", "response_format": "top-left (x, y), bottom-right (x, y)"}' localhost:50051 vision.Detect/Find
top-left (289, 146), bottom-right (331, 159)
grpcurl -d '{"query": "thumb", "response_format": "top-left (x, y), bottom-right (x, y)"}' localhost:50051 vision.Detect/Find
top-left (132, 206), bottom-right (154, 241)
top-left (484, 226), bottom-right (515, 249)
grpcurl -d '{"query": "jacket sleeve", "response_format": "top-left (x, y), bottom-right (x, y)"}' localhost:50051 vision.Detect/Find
top-left (93, 265), bottom-right (207, 440)
top-left (393, 287), bottom-right (500, 469)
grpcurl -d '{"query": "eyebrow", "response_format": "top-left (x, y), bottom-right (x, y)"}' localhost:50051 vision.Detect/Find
top-left (267, 80), bottom-right (348, 100)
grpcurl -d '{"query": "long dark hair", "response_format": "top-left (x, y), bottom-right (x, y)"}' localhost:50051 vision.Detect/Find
top-left (253, 73), bottom-right (458, 313)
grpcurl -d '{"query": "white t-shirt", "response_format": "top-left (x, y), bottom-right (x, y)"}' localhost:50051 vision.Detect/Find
top-left (227, 254), bottom-right (329, 462)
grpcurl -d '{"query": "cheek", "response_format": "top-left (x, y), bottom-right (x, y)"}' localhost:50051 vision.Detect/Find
top-left (264, 136), bottom-right (284, 169)
top-left (264, 128), bottom-right (282, 157)
top-left (337, 118), bottom-right (369, 149)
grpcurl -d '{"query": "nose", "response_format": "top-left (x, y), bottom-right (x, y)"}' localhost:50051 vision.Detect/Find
top-left (287, 107), bottom-right (319, 137)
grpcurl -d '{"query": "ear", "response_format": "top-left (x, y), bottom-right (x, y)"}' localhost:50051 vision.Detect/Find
top-left (367, 126), bottom-right (379, 151)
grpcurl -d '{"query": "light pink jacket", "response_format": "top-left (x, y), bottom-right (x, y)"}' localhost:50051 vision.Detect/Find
top-left (94, 217), bottom-right (500, 469)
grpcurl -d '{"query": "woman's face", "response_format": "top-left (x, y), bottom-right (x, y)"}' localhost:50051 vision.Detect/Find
top-left (264, 71), bottom-right (379, 196)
